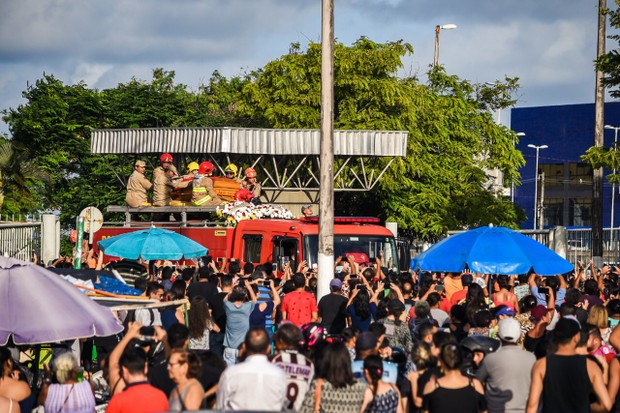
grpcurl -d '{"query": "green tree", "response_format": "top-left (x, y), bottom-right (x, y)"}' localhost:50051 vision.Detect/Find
top-left (597, 0), bottom-right (620, 98)
top-left (2, 75), bottom-right (106, 222)
top-left (1, 69), bottom-right (252, 225)
top-left (0, 136), bottom-right (45, 214)
top-left (236, 38), bottom-right (525, 238)
top-left (585, 1), bottom-right (620, 182)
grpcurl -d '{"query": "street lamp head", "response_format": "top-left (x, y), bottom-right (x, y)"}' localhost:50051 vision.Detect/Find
top-left (528, 144), bottom-right (548, 150)
top-left (440, 24), bottom-right (457, 30)
top-left (516, 132), bottom-right (526, 137)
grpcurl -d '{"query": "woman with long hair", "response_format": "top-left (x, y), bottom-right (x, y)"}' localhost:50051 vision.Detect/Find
top-left (167, 349), bottom-right (205, 411)
top-left (492, 275), bottom-right (519, 313)
top-left (188, 296), bottom-right (220, 350)
top-left (515, 295), bottom-right (537, 346)
top-left (361, 355), bottom-right (402, 413)
top-left (378, 299), bottom-right (412, 354)
top-left (0, 348), bottom-right (29, 412)
top-left (38, 352), bottom-right (96, 413)
top-left (422, 344), bottom-right (486, 413)
top-left (161, 279), bottom-right (188, 329)
top-left (347, 283), bottom-right (380, 331)
top-left (465, 283), bottom-right (489, 326)
top-left (588, 305), bottom-right (612, 343)
top-left (298, 342), bottom-right (366, 413)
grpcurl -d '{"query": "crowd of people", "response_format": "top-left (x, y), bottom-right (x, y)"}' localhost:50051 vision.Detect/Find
top-left (125, 153), bottom-right (262, 208)
top-left (5, 257), bottom-right (620, 413)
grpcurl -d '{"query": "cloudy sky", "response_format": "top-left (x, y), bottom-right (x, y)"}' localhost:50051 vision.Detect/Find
top-left (0, 0), bottom-right (615, 134)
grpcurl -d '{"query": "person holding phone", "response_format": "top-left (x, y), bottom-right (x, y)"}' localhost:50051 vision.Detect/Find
top-left (347, 280), bottom-right (380, 332)
top-left (223, 280), bottom-right (258, 366)
top-left (318, 278), bottom-right (348, 335)
top-left (281, 273), bottom-right (319, 327)
top-left (250, 280), bottom-right (281, 334)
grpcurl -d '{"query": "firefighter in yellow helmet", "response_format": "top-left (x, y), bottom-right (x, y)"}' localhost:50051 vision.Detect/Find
top-left (191, 161), bottom-right (223, 206)
top-left (187, 162), bottom-right (200, 176)
top-left (224, 163), bottom-right (244, 184)
top-left (242, 167), bottom-right (262, 198)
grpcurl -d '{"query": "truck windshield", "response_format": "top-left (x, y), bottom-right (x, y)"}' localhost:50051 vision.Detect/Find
top-left (303, 235), bottom-right (399, 272)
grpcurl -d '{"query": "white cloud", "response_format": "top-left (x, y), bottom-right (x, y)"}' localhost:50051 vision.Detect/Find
top-left (0, 0), bottom-right (618, 134)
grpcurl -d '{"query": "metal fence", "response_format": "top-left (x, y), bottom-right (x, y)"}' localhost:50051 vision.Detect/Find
top-left (566, 228), bottom-right (620, 265)
top-left (0, 222), bottom-right (42, 262)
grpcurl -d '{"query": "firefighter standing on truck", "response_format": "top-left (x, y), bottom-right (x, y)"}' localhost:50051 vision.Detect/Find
top-left (153, 153), bottom-right (180, 206)
top-left (192, 161), bottom-right (223, 206)
top-left (242, 167), bottom-right (262, 198)
top-left (126, 160), bottom-right (153, 207)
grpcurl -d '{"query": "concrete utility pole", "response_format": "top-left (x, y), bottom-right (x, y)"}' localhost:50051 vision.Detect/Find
top-left (593, 0), bottom-right (607, 259)
top-left (433, 24), bottom-right (457, 67)
top-left (317, 0), bottom-right (335, 301)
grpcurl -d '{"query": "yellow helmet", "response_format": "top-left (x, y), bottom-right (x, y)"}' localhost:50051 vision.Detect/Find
top-left (186, 161), bottom-right (199, 173)
top-left (224, 163), bottom-right (238, 175)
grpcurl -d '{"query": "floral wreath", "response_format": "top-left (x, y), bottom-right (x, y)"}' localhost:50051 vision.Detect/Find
top-left (217, 201), bottom-right (293, 226)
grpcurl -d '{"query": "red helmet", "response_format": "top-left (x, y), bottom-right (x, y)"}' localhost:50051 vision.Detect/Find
top-left (160, 153), bottom-right (173, 163)
top-left (234, 188), bottom-right (254, 202)
top-left (199, 161), bottom-right (214, 175)
top-left (245, 167), bottom-right (257, 178)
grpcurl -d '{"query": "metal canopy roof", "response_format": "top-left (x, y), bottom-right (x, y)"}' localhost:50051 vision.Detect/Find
top-left (91, 127), bottom-right (408, 157)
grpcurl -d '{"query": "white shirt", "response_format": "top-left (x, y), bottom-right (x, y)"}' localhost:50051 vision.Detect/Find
top-left (134, 307), bottom-right (162, 326)
top-left (216, 354), bottom-right (288, 411)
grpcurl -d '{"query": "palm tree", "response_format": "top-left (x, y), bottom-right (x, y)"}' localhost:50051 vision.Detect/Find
top-left (0, 137), bottom-right (44, 212)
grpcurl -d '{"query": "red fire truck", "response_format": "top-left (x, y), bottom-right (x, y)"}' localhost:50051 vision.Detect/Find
top-left (93, 210), bottom-right (400, 273)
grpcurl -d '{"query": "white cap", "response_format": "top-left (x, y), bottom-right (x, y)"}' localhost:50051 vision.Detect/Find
top-left (497, 317), bottom-right (521, 343)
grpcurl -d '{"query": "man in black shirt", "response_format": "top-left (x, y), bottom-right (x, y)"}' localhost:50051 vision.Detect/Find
top-left (317, 278), bottom-right (348, 335)
top-left (526, 318), bottom-right (611, 413)
top-left (186, 266), bottom-right (217, 302)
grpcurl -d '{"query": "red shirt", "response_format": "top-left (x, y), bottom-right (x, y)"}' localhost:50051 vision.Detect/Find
top-left (281, 290), bottom-right (318, 326)
top-left (105, 382), bottom-right (169, 413)
top-left (450, 288), bottom-right (467, 306)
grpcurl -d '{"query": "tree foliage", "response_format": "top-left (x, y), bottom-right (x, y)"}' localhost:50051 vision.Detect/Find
top-left (1, 69), bottom-right (244, 225)
top-left (585, 1), bottom-right (620, 184)
top-left (236, 39), bottom-right (524, 238)
top-left (2, 39), bottom-right (524, 239)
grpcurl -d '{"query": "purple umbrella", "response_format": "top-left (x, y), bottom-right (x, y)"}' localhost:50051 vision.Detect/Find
top-left (0, 256), bottom-right (123, 345)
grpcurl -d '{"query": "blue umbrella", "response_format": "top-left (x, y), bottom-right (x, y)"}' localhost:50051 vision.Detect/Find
top-left (411, 225), bottom-right (574, 275)
top-left (98, 227), bottom-right (208, 260)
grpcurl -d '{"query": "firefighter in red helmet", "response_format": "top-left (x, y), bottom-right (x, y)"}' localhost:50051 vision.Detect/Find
top-left (242, 167), bottom-right (262, 199)
top-left (153, 153), bottom-right (180, 207)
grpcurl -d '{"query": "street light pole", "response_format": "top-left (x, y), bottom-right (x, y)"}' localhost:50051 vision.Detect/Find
top-left (433, 24), bottom-right (457, 67)
top-left (528, 144), bottom-right (548, 230)
top-left (605, 124), bottom-right (620, 252)
top-left (512, 132), bottom-right (526, 204)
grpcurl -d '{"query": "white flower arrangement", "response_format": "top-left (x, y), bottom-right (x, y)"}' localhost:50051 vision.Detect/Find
top-left (217, 201), bottom-right (294, 226)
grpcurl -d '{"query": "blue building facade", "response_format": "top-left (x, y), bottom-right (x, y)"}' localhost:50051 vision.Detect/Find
top-left (511, 102), bottom-right (620, 229)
